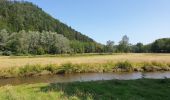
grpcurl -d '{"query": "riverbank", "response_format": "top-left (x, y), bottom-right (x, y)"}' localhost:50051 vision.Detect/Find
top-left (0, 79), bottom-right (170, 100)
top-left (0, 61), bottom-right (170, 78)
top-left (0, 53), bottom-right (170, 78)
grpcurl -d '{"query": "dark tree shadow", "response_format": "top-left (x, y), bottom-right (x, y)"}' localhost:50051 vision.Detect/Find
top-left (39, 79), bottom-right (170, 100)
top-left (40, 81), bottom-right (117, 100)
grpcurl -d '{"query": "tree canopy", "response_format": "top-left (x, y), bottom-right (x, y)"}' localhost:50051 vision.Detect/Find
top-left (0, 30), bottom-right (71, 55)
top-left (151, 38), bottom-right (170, 53)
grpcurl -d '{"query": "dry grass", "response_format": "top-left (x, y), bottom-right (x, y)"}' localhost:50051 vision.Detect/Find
top-left (0, 53), bottom-right (170, 68)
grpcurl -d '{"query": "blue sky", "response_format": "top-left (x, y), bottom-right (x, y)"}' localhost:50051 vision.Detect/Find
top-left (22, 0), bottom-right (170, 44)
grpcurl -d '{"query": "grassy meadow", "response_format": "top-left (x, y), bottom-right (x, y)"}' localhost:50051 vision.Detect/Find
top-left (0, 53), bottom-right (170, 68)
top-left (0, 79), bottom-right (170, 100)
top-left (0, 53), bottom-right (170, 78)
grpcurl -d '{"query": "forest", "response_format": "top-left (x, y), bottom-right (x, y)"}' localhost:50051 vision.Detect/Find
top-left (0, 29), bottom-right (170, 55)
top-left (0, 0), bottom-right (93, 42)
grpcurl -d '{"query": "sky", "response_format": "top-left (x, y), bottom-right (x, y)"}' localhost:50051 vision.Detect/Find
top-left (19, 0), bottom-right (170, 44)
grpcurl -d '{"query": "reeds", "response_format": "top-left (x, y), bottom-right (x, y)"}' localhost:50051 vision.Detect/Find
top-left (0, 61), bottom-right (169, 78)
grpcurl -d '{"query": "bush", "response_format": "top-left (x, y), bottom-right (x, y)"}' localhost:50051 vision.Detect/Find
top-left (57, 63), bottom-right (76, 74)
top-left (115, 61), bottom-right (133, 72)
top-left (2, 51), bottom-right (12, 56)
top-left (0, 51), bottom-right (3, 55)
top-left (43, 64), bottom-right (57, 74)
top-left (18, 64), bottom-right (42, 76)
top-left (36, 47), bottom-right (45, 55)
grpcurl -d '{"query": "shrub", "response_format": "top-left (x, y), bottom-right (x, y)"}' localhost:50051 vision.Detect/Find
top-left (2, 51), bottom-right (12, 56)
top-left (18, 64), bottom-right (42, 76)
top-left (57, 63), bottom-right (76, 74)
top-left (43, 64), bottom-right (57, 74)
top-left (115, 61), bottom-right (133, 72)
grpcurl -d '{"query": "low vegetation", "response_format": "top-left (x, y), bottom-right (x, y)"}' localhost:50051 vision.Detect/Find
top-left (0, 60), bottom-right (170, 78)
top-left (0, 79), bottom-right (170, 100)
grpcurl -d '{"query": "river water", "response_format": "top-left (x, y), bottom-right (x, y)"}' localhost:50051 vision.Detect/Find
top-left (0, 72), bottom-right (170, 86)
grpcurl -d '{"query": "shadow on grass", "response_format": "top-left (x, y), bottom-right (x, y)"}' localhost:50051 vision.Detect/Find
top-left (39, 79), bottom-right (170, 100)
top-left (39, 80), bottom-right (126, 100)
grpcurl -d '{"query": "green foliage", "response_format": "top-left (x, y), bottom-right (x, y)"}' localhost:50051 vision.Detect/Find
top-left (2, 51), bottom-right (12, 56)
top-left (105, 40), bottom-right (115, 53)
top-left (115, 61), bottom-right (133, 72)
top-left (0, 30), bottom-right (72, 55)
top-left (151, 38), bottom-right (170, 53)
top-left (58, 63), bottom-right (76, 74)
top-left (43, 64), bottom-right (58, 74)
top-left (107, 35), bottom-right (170, 53)
top-left (0, 61), bottom-right (170, 78)
top-left (132, 42), bottom-right (144, 53)
top-left (0, 0), bottom-right (94, 42)
top-left (70, 41), bottom-right (104, 53)
top-left (18, 64), bottom-right (43, 76)
top-left (117, 35), bottom-right (131, 53)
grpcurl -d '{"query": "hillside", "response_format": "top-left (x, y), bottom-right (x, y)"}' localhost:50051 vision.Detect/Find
top-left (0, 0), bottom-right (94, 42)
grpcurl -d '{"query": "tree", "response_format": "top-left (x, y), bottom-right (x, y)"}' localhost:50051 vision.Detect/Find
top-left (151, 38), bottom-right (170, 53)
top-left (6, 30), bottom-right (29, 54)
top-left (70, 41), bottom-right (85, 53)
top-left (50, 33), bottom-right (71, 54)
top-left (95, 43), bottom-right (104, 53)
top-left (132, 42), bottom-right (144, 53)
top-left (0, 29), bottom-right (9, 51)
top-left (117, 35), bottom-right (130, 53)
top-left (105, 40), bottom-right (115, 53)
top-left (1, 30), bottom-right (72, 55)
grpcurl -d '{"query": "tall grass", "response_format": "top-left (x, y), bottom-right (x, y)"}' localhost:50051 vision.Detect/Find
top-left (114, 61), bottom-right (133, 72)
top-left (0, 61), bottom-right (170, 78)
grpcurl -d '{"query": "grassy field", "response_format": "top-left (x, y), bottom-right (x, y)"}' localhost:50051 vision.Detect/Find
top-left (0, 53), bottom-right (170, 78)
top-left (0, 53), bottom-right (170, 68)
top-left (0, 79), bottom-right (170, 100)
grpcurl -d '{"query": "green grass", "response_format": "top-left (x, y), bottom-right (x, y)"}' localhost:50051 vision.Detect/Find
top-left (0, 79), bottom-right (170, 100)
top-left (0, 61), bottom-right (170, 78)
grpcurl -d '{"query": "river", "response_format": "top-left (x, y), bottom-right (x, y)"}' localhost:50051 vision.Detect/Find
top-left (0, 72), bottom-right (170, 86)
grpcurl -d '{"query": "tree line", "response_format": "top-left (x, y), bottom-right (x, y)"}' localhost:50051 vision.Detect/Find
top-left (0, 29), bottom-right (169, 55)
top-left (105, 35), bottom-right (170, 53)
top-left (0, 29), bottom-right (104, 55)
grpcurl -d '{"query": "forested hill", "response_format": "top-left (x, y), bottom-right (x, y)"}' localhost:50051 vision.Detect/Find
top-left (0, 0), bottom-right (94, 42)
